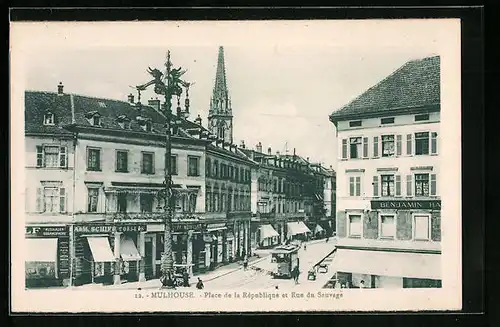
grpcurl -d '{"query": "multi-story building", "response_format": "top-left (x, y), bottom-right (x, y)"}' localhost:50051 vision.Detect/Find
top-left (24, 46), bottom-right (254, 287)
top-left (329, 56), bottom-right (442, 289)
top-left (241, 143), bottom-right (335, 251)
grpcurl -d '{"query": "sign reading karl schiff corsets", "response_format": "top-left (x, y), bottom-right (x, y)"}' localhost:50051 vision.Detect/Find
top-left (74, 224), bottom-right (147, 234)
top-left (371, 200), bottom-right (441, 210)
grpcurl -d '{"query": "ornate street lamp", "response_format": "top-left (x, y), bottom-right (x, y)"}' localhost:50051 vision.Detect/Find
top-left (135, 50), bottom-right (191, 278)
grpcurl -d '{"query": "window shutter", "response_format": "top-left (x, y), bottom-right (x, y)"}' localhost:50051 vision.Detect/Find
top-left (355, 176), bottom-right (361, 196)
top-left (349, 176), bottom-right (354, 196)
top-left (59, 146), bottom-right (67, 168)
top-left (430, 174), bottom-right (437, 196)
top-left (363, 137), bottom-right (369, 158)
top-left (36, 146), bottom-right (44, 167)
top-left (406, 175), bottom-right (413, 196)
top-left (96, 150), bottom-right (101, 170)
top-left (59, 187), bottom-right (66, 213)
top-left (395, 175), bottom-right (401, 196)
top-left (373, 176), bottom-right (379, 197)
top-left (36, 187), bottom-right (43, 212)
top-left (373, 137), bottom-right (379, 157)
top-left (396, 135), bottom-right (402, 156)
top-left (431, 132), bottom-right (438, 154)
top-left (341, 139), bottom-right (348, 159)
top-left (406, 134), bottom-right (413, 155)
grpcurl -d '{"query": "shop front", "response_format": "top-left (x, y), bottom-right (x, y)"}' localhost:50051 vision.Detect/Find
top-left (73, 223), bottom-right (145, 286)
top-left (286, 221), bottom-right (312, 241)
top-left (206, 222), bottom-right (227, 269)
top-left (25, 225), bottom-right (70, 288)
top-left (257, 224), bottom-right (279, 248)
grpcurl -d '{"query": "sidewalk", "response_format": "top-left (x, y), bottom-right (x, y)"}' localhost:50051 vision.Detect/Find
top-left (73, 254), bottom-right (270, 290)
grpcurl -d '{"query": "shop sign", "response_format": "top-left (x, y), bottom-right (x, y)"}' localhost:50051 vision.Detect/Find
top-left (173, 221), bottom-right (204, 233)
top-left (370, 200), bottom-right (441, 210)
top-left (74, 224), bottom-right (146, 234)
top-left (25, 226), bottom-right (69, 237)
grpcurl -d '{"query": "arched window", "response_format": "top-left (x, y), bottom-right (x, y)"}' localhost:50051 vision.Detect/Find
top-left (43, 111), bottom-right (55, 126)
top-left (228, 187), bottom-right (233, 211)
top-left (221, 184), bottom-right (226, 212)
top-left (217, 126), bottom-right (225, 140)
top-left (213, 183), bottom-right (219, 212)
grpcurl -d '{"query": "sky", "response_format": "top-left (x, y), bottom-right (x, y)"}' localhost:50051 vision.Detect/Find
top-left (18, 20), bottom-right (452, 169)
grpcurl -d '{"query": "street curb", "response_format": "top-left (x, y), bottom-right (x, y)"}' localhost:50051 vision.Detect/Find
top-left (204, 255), bottom-right (270, 282)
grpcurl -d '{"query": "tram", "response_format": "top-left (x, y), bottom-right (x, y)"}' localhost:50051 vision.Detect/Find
top-left (270, 244), bottom-right (300, 279)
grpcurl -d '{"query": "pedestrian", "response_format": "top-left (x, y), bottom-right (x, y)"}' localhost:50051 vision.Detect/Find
top-left (182, 269), bottom-right (190, 287)
top-left (359, 280), bottom-right (366, 289)
top-left (275, 285), bottom-right (279, 290)
top-left (293, 266), bottom-right (300, 284)
top-left (196, 277), bottom-right (204, 290)
top-left (243, 255), bottom-right (248, 270)
top-left (325, 237), bottom-right (329, 243)
top-left (303, 243), bottom-right (307, 251)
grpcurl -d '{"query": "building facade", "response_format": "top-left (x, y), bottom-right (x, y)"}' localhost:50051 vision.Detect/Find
top-left (23, 46), bottom-right (254, 288)
top-left (241, 144), bottom-right (336, 251)
top-left (329, 56), bottom-right (442, 289)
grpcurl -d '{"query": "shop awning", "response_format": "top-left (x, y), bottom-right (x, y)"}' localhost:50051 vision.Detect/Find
top-left (259, 224), bottom-right (279, 240)
top-left (207, 223), bottom-right (227, 232)
top-left (25, 238), bottom-right (58, 262)
top-left (314, 224), bottom-right (325, 234)
top-left (87, 236), bottom-right (116, 262)
top-left (334, 248), bottom-right (441, 280)
top-left (120, 237), bottom-right (141, 261)
top-left (287, 221), bottom-right (312, 236)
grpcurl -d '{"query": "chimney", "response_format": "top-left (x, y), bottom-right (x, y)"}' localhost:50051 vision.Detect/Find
top-left (306, 157), bottom-right (310, 162)
top-left (240, 140), bottom-right (246, 149)
top-left (256, 142), bottom-right (262, 153)
top-left (57, 82), bottom-right (64, 95)
top-left (293, 148), bottom-right (296, 156)
top-left (194, 114), bottom-right (202, 126)
top-left (148, 97), bottom-right (161, 111)
top-left (127, 93), bottom-right (135, 104)
top-left (267, 147), bottom-right (272, 155)
top-left (276, 151), bottom-right (280, 156)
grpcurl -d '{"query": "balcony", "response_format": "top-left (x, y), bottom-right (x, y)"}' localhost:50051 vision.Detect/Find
top-left (227, 210), bottom-right (252, 220)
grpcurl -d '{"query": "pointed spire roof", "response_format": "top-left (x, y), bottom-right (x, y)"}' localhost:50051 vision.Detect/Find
top-left (213, 46), bottom-right (228, 101)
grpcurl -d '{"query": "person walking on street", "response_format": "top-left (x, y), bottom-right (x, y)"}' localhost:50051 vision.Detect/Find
top-left (243, 255), bottom-right (249, 270)
top-left (196, 277), bottom-right (204, 289)
top-left (303, 243), bottom-right (307, 251)
top-left (292, 266), bottom-right (300, 284)
top-left (182, 269), bottom-right (190, 287)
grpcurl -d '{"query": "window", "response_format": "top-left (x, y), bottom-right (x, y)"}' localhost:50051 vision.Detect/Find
top-left (117, 193), bottom-right (127, 213)
top-left (381, 175), bottom-right (395, 197)
top-left (349, 176), bottom-right (361, 196)
top-left (87, 188), bottom-right (99, 212)
top-left (414, 215), bottom-right (430, 240)
top-left (350, 137), bottom-right (362, 159)
top-left (171, 155), bottom-right (178, 175)
top-left (40, 187), bottom-right (66, 213)
top-left (415, 174), bottom-right (430, 196)
top-left (431, 132), bottom-right (438, 154)
top-left (145, 121), bottom-right (152, 132)
top-left (348, 215), bottom-right (362, 237)
top-left (206, 159), bottom-right (212, 178)
top-left (381, 117), bottom-right (395, 124)
top-left (380, 215), bottom-right (396, 239)
top-left (381, 135), bottom-right (395, 157)
top-left (349, 120), bottom-right (362, 127)
top-left (36, 145), bottom-right (67, 168)
top-left (373, 136), bottom-right (379, 157)
top-left (43, 112), bottom-right (55, 125)
top-left (362, 137), bottom-right (369, 158)
top-left (396, 135), bottom-right (402, 156)
top-left (188, 194), bottom-right (197, 212)
top-left (140, 193), bottom-right (154, 213)
top-left (213, 161), bottom-right (218, 177)
top-left (92, 116), bottom-right (101, 126)
top-left (415, 132), bottom-right (430, 155)
top-left (188, 156), bottom-right (200, 176)
top-left (141, 152), bottom-right (154, 174)
top-left (116, 150), bottom-right (128, 172)
top-left (415, 114), bottom-right (430, 122)
top-left (87, 148), bottom-right (101, 171)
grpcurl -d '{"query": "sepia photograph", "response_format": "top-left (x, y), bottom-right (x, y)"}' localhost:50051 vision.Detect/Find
top-left (10, 19), bottom-right (462, 312)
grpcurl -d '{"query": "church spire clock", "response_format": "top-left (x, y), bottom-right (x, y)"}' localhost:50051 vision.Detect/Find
top-left (208, 46), bottom-right (233, 144)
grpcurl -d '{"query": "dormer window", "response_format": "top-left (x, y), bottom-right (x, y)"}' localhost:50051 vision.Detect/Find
top-left (116, 115), bottom-right (131, 129)
top-left (136, 116), bottom-right (152, 132)
top-left (85, 111), bottom-right (102, 127)
top-left (145, 121), bottom-right (152, 132)
top-left (43, 112), bottom-right (55, 126)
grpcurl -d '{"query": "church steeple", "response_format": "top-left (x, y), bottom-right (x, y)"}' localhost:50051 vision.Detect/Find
top-left (208, 46), bottom-right (233, 143)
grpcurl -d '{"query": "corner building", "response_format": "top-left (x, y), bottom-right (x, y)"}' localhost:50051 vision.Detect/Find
top-left (329, 56), bottom-right (442, 288)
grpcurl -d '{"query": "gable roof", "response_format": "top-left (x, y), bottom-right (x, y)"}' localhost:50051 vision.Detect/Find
top-left (329, 56), bottom-right (440, 123)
